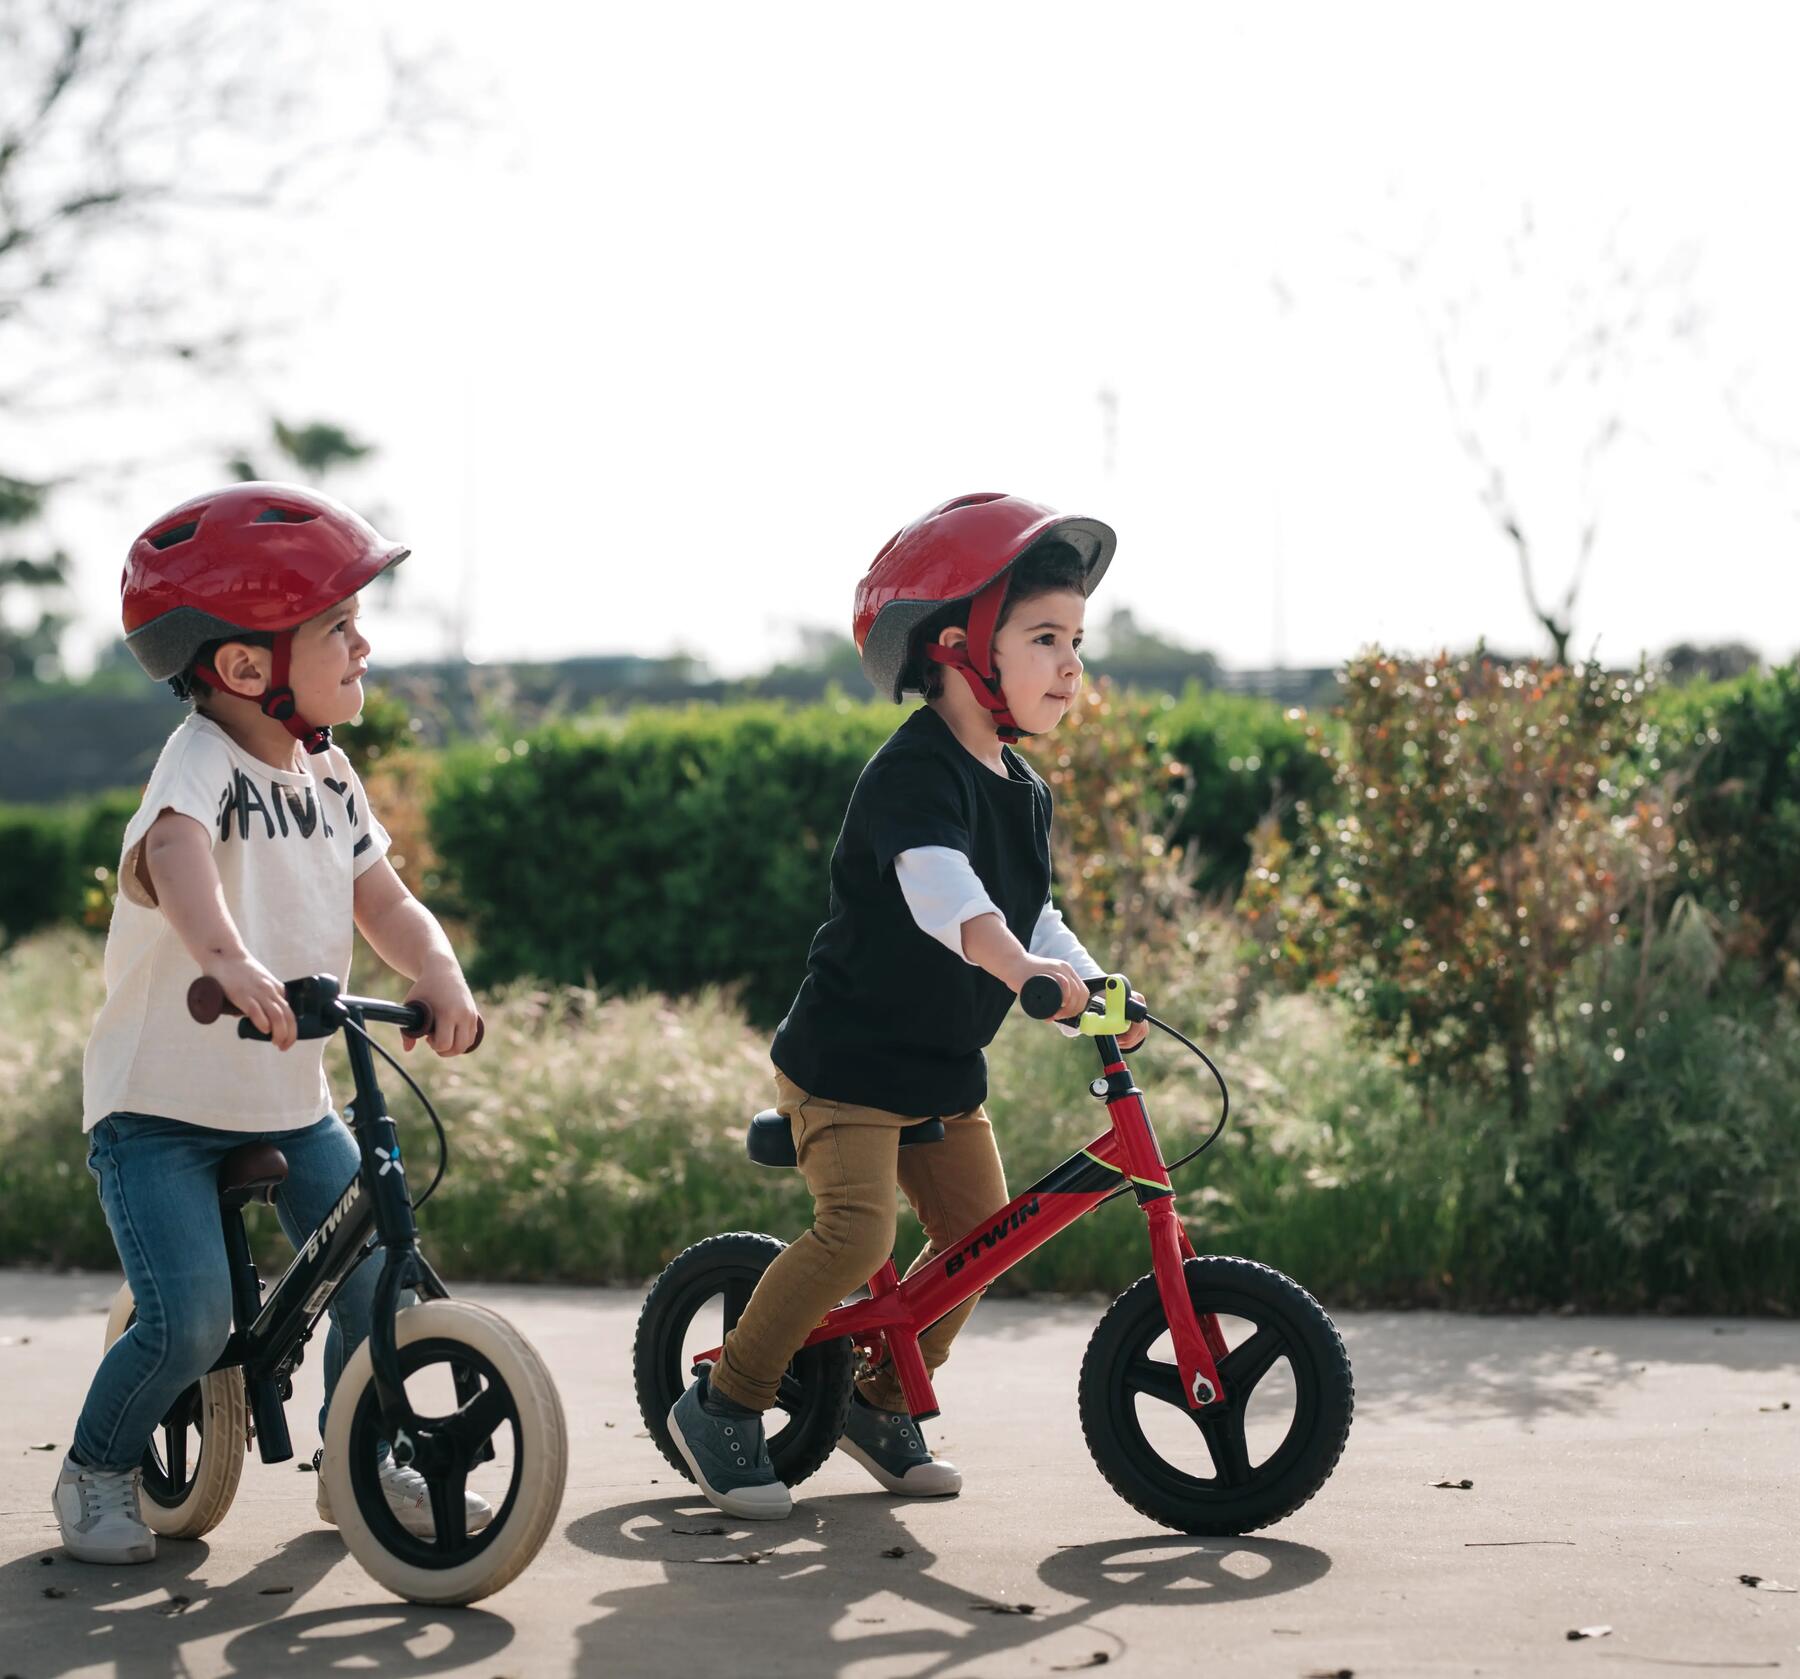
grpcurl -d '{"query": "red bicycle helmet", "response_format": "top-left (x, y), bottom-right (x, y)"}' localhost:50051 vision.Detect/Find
top-left (853, 493), bottom-right (1115, 739)
top-left (122, 482), bottom-right (408, 754)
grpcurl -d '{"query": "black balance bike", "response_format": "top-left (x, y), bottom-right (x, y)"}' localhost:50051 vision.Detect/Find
top-left (100, 974), bottom-right (567, 1604)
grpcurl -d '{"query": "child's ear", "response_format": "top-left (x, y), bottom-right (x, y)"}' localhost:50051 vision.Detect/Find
top-left (213, 641), bottom-right (272, 698)
top-left (938, 625), bottom-right (968, 650)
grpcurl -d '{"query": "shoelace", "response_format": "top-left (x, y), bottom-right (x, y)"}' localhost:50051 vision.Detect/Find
top-left (78, 1469), bottom-right (142, 1524)
top-left (378, 1460), bottom-right (430, 1504)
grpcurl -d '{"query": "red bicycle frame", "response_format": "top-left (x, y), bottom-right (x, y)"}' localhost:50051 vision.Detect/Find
top-left (695, 1031), bottom-right (1229, 1421)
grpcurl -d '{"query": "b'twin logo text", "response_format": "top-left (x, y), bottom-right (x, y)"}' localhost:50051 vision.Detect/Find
top-left (944, 1198), bottom-right (1041, 1278)
top-left (302, 1179), bottom-right (362, 1264)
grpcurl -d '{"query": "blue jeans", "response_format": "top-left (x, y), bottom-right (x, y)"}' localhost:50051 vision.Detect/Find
top-left (73, 1111), bottom-right (381, 1473)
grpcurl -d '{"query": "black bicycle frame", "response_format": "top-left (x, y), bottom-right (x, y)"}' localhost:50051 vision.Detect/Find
top-left (207, 999), bottom-right (451, 1463)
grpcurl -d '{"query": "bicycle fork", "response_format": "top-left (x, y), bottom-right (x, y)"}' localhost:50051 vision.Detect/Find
top-left (1098, 1051), bottom-right (1230, 1411)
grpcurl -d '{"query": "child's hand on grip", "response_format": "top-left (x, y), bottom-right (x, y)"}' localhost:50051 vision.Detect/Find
top-left (402, 957), bottom-right (482, 1056)
top-left (206, 955), bottom-right (297, 1050)
top-left (1011, 955), bottom-right (1090, 1020)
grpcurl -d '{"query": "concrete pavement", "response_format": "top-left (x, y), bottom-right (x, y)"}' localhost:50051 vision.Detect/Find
top-left (1, 1271), bottom-right (1795, 1677)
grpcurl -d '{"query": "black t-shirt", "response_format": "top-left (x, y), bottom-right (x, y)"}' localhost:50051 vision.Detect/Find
top-left (770, 705), bottom-right (1053, 1117)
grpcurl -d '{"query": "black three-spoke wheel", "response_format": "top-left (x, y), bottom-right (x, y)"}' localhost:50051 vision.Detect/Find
top-left (633, 1232), bottom-right (855, 1489)
top-left (1080, 1254), bottom-right (1354, 1534)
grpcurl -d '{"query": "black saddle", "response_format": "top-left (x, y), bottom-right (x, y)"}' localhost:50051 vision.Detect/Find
top-left (218, 1142), bottom-right (289, 1209)
top-left (745, 1109), bottom-right (945, 1168)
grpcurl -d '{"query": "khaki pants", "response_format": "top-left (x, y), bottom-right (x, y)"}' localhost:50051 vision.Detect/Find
top-left (710, 1068), bottom-right (1010, 1414)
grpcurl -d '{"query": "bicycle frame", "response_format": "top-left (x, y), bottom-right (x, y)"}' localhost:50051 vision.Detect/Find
top-left (206, 996), bottom-right (452, 1463)
top-left (695, 1028), bottom-right (1230, 1422)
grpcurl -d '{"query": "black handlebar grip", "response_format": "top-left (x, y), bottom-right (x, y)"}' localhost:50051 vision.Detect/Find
top-left (401, 1003), bottom-right (486, 1052)
top-left (1020, 975), bottom-right (1066, 1019)
top-left (187, 976), bottom-right (242, 1023)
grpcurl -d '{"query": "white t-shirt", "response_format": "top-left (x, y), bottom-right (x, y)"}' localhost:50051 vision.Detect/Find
top-left (81, 713), bottom-right (391, 1134)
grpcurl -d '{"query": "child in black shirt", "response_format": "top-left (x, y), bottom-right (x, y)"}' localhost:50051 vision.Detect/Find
top-left (668, 494), bottom-right (1147, 1520)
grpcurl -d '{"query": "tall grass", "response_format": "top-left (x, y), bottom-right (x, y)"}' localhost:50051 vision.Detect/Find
top-left (4, 925), bottom-right (1795, 1311)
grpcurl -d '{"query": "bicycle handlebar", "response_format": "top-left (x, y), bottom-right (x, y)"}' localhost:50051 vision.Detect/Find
top-left (186, 975), bottom-right (484, 1051)
top-left (1019, 973), bottom-right (1148, 1028)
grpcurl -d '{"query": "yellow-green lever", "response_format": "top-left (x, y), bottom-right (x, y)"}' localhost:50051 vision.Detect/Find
top-left (1079, 974), bottom-right (1131, 1037)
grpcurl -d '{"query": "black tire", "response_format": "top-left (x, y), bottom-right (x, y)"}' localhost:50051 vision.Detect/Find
top-left (634, 1232), bottom-right (855, 1490)
top-left (1079, 1255), bottom-right (1353, 1535)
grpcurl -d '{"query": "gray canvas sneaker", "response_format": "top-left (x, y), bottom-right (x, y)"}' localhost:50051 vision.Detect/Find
top-left (52, 1455), bottom-right (156, 1564)
top-left (667, 1373), bottom-right (793, 1520)
top-left (839, 1394), bottom-right (962, 1496)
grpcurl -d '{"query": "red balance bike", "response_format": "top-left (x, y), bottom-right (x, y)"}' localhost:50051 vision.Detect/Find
top-left (635, 975), bottom-right (1353, 1534)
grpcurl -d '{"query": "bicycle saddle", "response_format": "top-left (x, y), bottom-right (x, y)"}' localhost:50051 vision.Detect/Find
top-left (745, 1109), bottom-right (945, 1168)
top-left (218, 1143), bottom-right (289, 1209)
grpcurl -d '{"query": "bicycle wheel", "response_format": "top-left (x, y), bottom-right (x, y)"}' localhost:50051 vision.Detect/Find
top-left (1079, 1255), bottom-right (1353, 1535)
top-left (633, 1232), bottom-right (854, 1489)
top-left (102, 1283), bottom-right (246, 1539)
top-left (320, 1299), bottom-right (567, 1605)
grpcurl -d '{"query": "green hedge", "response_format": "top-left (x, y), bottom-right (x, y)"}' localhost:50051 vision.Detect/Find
top-left (429, 692), bottom-right (1325, 1016)
top-left (431, 703), bottom-right (895, 1013)
top-left (1155, 688), bottom-right (1337, 891)
top-left (1650, 665), bottom-right (1800, 975)
top-left (17, 670), bottom-right (1794, 1008)
top-left (0, 790), bottom-right (137, 945)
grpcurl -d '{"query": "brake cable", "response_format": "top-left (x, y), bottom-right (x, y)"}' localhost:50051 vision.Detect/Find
top-left (339, 1014), bottom-right (451, 1210)
top-left (1092, 1012), bottom-right (1231, 1209)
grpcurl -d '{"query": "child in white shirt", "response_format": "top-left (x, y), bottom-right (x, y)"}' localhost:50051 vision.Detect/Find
top-left (55, 483), bottom-right (484, 1564)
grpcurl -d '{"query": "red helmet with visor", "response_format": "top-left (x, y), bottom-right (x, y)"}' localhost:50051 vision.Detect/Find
top-left (853, 492), bottom-right (1115, 740)
top-left (122, 482), bottom-right (408, 754)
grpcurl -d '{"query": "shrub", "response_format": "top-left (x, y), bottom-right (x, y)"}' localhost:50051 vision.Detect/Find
top-left (1239, 651), bottom-right (1676, 1120)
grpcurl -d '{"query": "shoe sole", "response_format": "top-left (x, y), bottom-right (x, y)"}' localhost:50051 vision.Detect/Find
top-left (838, 1439), bottom-right (962, 1497)
top-left (58, 1535), bottom-right (156, 1564)
top-left (318, 1480), bottom-right (495, 1539)
top-left (666, 1404), bottom-right (793, 1520)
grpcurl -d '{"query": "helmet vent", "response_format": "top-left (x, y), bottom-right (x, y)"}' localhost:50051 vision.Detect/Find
top-left (148, 519), bottom-right (200, 550)
top-left (254, 507), bottom-right (318, 525)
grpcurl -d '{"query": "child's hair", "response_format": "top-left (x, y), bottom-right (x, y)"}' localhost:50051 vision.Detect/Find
top-left (167, 632), bottom-right (274, 704)
top-left (899, 537), bottom-right (1088, 699)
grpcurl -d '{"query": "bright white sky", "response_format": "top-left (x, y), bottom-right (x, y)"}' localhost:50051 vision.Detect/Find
top-left (33, 0), bottom-right (1800, 678)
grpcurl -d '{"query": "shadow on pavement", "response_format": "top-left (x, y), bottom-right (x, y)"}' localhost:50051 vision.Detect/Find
top-left (564, 1493), bottom-right (1331, 1676)
top-left (1341, 1311), bottom-right (1800, 1425)
top-left (0, 1528), bottom-right (513, 1679)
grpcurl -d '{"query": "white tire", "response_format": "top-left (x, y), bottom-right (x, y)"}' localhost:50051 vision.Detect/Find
top-left (102, 1282), bottom-right (246, 1539)
top-left (320, 1299), bottom-right (567, 1605)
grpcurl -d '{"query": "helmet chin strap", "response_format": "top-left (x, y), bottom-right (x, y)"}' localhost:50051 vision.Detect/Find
top-left (923, 572), bottom-right (1028, 742)
top-left (191, 631), bottom-right (333, 755)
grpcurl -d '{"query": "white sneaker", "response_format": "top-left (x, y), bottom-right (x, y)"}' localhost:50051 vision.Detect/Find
top-left (52, 1455), bottom-right (156, 1564)
top-left (315, 1450), bottom-right (495, 1540)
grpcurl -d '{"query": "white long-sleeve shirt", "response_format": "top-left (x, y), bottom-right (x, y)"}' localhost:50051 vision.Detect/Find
top-left (895, 845), bottom-right (1104, 976)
